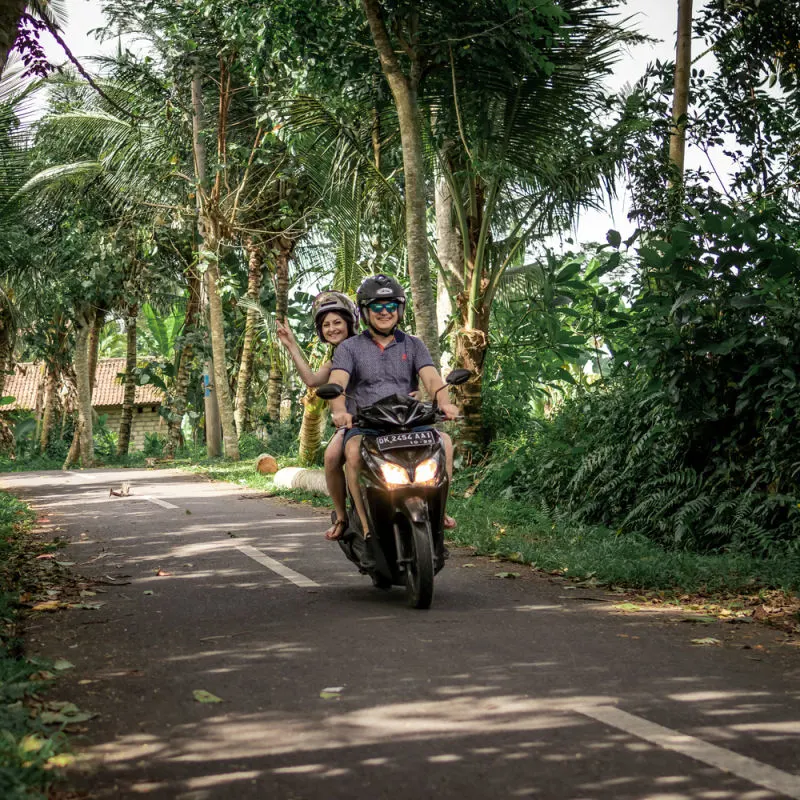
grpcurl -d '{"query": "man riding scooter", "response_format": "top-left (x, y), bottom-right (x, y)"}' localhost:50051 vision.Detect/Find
top-left (326, 275), bottom-right (460, 569)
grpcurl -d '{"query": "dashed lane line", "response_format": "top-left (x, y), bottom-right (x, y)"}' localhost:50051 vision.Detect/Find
top-left (138, 495), bottom-right (179, 510)
top-left (236, 544), bottom-right (320, 588)
top-left (578, 704), bottom-right (800, 799)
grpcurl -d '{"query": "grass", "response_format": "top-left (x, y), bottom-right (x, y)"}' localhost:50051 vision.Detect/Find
top-left (0, 491), bottom-right (72, 799)
top-left (444, 494), bottom-right (800, 595)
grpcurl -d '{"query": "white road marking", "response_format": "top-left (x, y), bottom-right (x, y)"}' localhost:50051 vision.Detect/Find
top-left (578, 705), bottom-right (800, 799)
top-left (139, 495), bottom-right (179, 510)
top-left (63, 472), bottom-right (97, 483)
top-left (236, 544), bottom-right (319, 588)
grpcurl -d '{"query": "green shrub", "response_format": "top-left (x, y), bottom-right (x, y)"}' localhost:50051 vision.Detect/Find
top-left (237, 432), bottom-right (269, 459)
top-left (142, 431), bottom-right (165, 457)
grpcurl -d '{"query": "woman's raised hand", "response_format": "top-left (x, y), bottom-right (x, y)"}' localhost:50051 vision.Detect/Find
top-left (275, 319), bottom-right (294, 347)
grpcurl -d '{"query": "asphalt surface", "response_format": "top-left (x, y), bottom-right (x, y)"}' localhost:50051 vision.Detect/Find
top-left (3, 467), bottom-right (800, 800)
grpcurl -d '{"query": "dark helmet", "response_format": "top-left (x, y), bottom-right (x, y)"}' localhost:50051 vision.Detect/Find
top-left (356, 274), bottom-right (406, 321)
top-left (312, 291), bottom-right (358, 340)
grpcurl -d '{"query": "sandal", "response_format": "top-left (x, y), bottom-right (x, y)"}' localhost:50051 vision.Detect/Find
top-left (324, 518), bottom-right (348, 541)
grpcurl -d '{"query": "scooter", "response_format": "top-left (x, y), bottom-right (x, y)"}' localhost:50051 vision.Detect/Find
top-left (316, 369), bottom-right (470, 609)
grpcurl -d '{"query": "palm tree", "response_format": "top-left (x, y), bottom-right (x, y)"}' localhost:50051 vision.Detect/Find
top-left (426, 0), bottom-right (636, 441)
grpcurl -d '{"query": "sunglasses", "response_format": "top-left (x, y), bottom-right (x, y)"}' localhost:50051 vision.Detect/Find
top-left (367, 301), bottom-right (399, 314)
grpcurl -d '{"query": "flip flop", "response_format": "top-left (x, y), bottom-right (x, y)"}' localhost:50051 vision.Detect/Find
top-left (325, 518), bottom-right (347, 540)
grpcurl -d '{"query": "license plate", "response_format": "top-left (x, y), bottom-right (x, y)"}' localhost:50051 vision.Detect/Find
top-left (376, 430), bottom-right (436, 451)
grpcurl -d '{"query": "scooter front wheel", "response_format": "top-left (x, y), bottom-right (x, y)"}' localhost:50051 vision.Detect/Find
top-left (405, 517), bottom-right (434, 609)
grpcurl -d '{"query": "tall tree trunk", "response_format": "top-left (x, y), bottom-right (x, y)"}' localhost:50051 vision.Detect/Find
top-left (0, 0), bottom-right (25, 76)
top-left (205, 259), bottom-right (239, 460)
top-left (166, 263), bottom-right (201, 457)
top-left (361, 0), bottom-right (439, 365)
top-left (266, 354), bottom-right (282, 422)
top-left (0, 292), bottom-right (16, 398)
top-left (297, 389), bottom-right (327, 467)
top-left (65, 305), bottom-right (95, 469)
top-left (39, 360), bottom-right (60, 454)
top-left (64, 306), bottom-right (104, 467)
top-left (434, 166), bottom-right (464, 370)
top-left (266, 236), bottom-right (293, 421)
top-left (88, 307), bottom-right (105, 384)
top-left (234, 238), bottom-right (263, 436)
top-left (453, 323), bottom-right (488, 447)
top-left (455, 180), bottom-right (489, 446)
top-left (40, 317), bottom-right (68, 454)
top-left (668, 0), bottom-right (693, 214)
top-left (191, 68), bottom-right (221, 458)
top-left (116, 304), bottom-right (138, 457)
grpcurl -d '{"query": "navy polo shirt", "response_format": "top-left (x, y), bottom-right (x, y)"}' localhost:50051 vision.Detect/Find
top-left (331, 329), bottom-right (434, 411)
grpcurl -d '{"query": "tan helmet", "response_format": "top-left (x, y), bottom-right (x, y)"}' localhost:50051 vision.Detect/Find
top-left (312, 291), bottom-right (359, 340)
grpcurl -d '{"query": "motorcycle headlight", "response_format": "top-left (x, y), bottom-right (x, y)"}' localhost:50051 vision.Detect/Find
top-left (380, 462), bottom-right (410, 486)
top-left (414, 458), bottom-right (438, 484)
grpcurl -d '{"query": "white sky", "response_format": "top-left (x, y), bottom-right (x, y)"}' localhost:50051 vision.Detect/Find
top-left (40, 0), bottom-right (723, 246)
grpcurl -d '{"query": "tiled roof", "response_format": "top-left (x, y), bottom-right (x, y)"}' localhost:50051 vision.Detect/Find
top-left (2, 363), bottom-right (44, 411)
top-left (2, 359), bottom-right (162, 411)
top-left (92, 358), bottom-right (162, 407)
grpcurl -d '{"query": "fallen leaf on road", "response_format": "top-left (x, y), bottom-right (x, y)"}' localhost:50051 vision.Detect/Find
top-left (462, 564), bottom-right (476, 568)
top-left (35, 554), bottom-right (55, 560)
top-left (54, 561), bottom-right (75, 567)
top-left (39, 701), bottom-right (97, 725)
top-left (494, 572), bottom-right (520, 579)
top-left (155, 569), bottom-right (172, 577)
top-left (31, 601), bottom-right (62, 612)
top-left (143, 590), bottom-right (154, 595)
top-left (67, 602), bottom-right (105, 610)
top-left (193, 689), bottom-right (222, 704)
top-left (691, 637), bottom-right (721, 646)
top-left (612, 603), bottom-right (640, 612)
top-left (40, 709), bottom-right (96, 725)
top-left (185, 509), bottom-right (191, 515)
top-left (680, 616), bottom-right (716, 624)
top-left (320, 686), bottom-right (344, 700)
top-left (53, 659), bottom-right (74, 672)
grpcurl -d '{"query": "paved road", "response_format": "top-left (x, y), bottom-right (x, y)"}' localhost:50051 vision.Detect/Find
top-left (3, 468), bottom-right (800, 800)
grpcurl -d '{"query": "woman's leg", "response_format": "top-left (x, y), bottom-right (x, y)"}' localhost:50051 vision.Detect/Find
top-left (323, 430), bottom-right (348, 539)
top-left (440, 432), bottom-right (456, 529)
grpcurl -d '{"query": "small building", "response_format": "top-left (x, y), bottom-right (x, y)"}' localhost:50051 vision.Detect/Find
top-left (3, 358), bottom-right (165, 451)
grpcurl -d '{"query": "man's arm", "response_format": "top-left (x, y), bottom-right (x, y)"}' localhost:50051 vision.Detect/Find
top-left (328, 368), bottom-right (353, 428)
top-left (419, 366), bottom-right (459, 420)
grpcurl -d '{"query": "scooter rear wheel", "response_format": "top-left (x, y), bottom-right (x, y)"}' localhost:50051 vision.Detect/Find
top-left (405, 517), bottom-right (434, 609)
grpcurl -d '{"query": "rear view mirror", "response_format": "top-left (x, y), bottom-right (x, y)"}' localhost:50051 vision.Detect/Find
top-left (316, 383), bottom-right (344, 400)
top-left (445, 368), bottom-right (471, 386)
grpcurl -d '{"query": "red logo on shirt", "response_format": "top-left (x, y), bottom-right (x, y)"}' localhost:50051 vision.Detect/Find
top-left (402, 353), bottom-right (407, 360)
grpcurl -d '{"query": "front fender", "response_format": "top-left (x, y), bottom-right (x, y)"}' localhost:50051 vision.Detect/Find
top-left (401, 495), bottom-right (429, 523)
